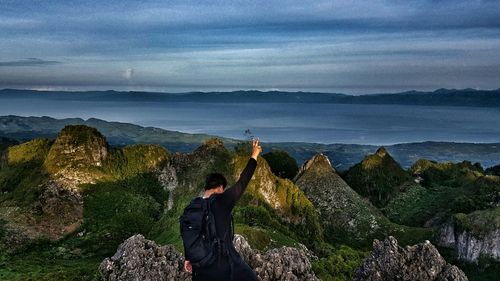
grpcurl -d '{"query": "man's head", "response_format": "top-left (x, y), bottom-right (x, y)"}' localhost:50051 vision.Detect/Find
top-left (204, 172), bottom-right (227, 191)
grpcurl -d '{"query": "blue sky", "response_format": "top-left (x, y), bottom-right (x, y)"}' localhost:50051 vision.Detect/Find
top-left (1, 0), bottom-right (499, 93)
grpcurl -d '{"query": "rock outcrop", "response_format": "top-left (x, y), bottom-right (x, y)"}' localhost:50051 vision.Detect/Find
top-left (233, 234), bottom-right (320, 281)
top-left (344, 147), bottom-right (411, 207)
top-left (293, 153), bottom-right (386, 243)
top-left (99, 234), bottom-right (190, 281)
top-left (44, 125), bottom-right (109, 190)
top-left (0, 126), bottom-right (171, 248)
top-left (438, 208), bottom-right (500, 262)
top-left (353, 236), bottom-right (468, 281)
top-left (99, 234), bottom-right (319, 281)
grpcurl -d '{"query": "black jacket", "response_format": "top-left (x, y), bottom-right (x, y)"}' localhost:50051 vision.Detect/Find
top-left (192, 157), bottom-right (259, 281)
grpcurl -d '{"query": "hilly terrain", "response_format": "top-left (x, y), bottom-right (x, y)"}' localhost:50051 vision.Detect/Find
top-left (0, 124), bottom-right (499, 280)
top-left (2, 115), bottom-right (499, 170)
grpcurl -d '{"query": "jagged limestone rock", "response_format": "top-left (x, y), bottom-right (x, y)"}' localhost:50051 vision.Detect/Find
top-left (44, 125), bottom-right (109, 190)
top-left (169, 138), bottom-right (233, 194)
top-left (99, 234), bottom-right (319, 281)
top-left (353, 236), bottom-right (468, 281)
top-left (293, 153), bottom-right (385, 243)
top-left (155, 162), bottom-right (179, 211)
top-left (99, 234), bottom-right (190, 281)
top-left (233, 234), bottom-right (320, 281)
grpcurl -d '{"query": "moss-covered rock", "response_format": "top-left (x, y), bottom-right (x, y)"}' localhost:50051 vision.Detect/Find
top-left (410, 159), bottom-right (484, 188)
top-left (293, 153), bottom-right (388, 245)
top-left (232, 154), bottom-right (323, 246)
top-left (44, 125), bottom-right (109, 189)
top-left (344, 147), bottom-right (411, 207)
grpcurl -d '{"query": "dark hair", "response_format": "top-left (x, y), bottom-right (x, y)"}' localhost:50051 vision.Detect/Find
top-left (204, 172), bottom-right (227, 190)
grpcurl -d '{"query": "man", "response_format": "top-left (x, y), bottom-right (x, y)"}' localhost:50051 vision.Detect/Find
top-left (184, 138), bottom-right (262, 281)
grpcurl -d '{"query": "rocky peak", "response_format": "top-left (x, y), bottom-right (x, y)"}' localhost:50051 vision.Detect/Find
top-left (99, 234), bottom-right (190, 281)
top-left (293, 153), bottom-right (334, 182)
top-left (376, 146), bottom-right (387, 157)
top-left (44, 125), bottom-right (109, 190)
top-left (344, 147), bottom-right (410, 207)
top-left (293, 152), bottom-right (386, 244)
top-left (194, 137), bottom-right (226, 154)
top-left (353, 236), bottom-right (468, 281)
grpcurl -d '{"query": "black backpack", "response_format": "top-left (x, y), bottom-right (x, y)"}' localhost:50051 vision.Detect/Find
top-left (179, 196), bottom-right (233, 268)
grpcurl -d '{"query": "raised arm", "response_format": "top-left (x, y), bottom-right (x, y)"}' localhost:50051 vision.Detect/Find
top-left (221, 138), bottom-right (262, 210)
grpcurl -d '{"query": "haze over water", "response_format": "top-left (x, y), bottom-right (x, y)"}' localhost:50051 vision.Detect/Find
top-left (1, 98), bottom-right (499, 145)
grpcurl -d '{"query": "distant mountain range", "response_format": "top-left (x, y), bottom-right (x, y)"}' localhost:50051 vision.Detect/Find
top-left (1, 88), bottom-right (500, 107)
top-left (1, 115), bottom-right (499, 170)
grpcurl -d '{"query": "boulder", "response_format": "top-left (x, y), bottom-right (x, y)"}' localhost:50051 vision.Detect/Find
top-left (99, 234), bottom-right (319, 281)
top-left (99, 234), bottom-right (190, 281)
top-left (353, 236), bottom-right (468, 281)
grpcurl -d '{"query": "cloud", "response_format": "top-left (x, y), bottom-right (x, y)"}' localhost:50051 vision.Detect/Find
top-left (1, 1), bottom-right (500, 92)
top-left (123, 68), bottom-right (134, 80)
top-left (0, 58), bottom-right (61, 67)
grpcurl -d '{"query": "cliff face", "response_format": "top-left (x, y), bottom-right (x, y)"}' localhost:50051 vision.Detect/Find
top-left (99, 234), bottom-right (319, 281)
top-left (439, 208), bottom-right (500, 262)
top-left (353, 236), bottom-right (468, 281)
top-left (293, 153), bottom-right (386, 244)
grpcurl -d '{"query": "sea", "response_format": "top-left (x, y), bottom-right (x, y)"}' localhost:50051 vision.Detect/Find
top-left (1, 98), bottom-right (499, 145)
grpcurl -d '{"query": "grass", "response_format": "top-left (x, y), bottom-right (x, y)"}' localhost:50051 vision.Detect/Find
top-left (312, 243), bottom-right (368, 281)
top-left (383, 184), bottom-right (474, 226)
top-left (453, 208), bottom-right (500, 238)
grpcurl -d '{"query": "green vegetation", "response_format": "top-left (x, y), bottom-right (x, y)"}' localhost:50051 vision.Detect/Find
top-left (103, 144), bottom-right (170, 180)
top-left (344, 147), bottom-right (411, 207)
top-left (486, 164), bottom-right (500, 176)
top-left (262, 150), bottom-right (299, 179)
top-left (233, 154), bottom-right (324, 248)
top-left (383, 183), bottom-right (474, 226)
top-left (384, 159), bottom-right (500, 228)
top-left (0, 139), bottom-right (51, 206)
top-left (453, 208), bottom-right (500, 238)
top-left (0, 124), bottom-right (499, 280)
top-left (312, 244), bottom-right (368, 281)
top-left (80, 174), bottom-right (167, 254)
top-left (438, 246), bottom-right (500, 281)
top-left (410, 159), bottom-right (484, 188)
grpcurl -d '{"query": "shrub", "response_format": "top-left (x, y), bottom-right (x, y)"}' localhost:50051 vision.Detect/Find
top-left (262, 150), bottom-right (299, 179)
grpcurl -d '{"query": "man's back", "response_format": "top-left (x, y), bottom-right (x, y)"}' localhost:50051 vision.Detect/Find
top-left (192, 157), bottom-right (258, 281)
top-left (186, 138), bottom-right (262, 281)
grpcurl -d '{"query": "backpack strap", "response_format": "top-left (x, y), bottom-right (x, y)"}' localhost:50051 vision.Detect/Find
top-left (204, 196), bottom-right (218, 241)
top-left (205, 196), bottom-right (235, 281)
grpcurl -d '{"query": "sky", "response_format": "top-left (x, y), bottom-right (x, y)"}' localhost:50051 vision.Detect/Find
top-left (1, 0), bottom-right (500, 94)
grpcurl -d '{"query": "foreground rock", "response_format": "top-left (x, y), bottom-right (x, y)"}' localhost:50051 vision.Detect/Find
top-left (233, 234), bottom-right (320, 281)
top-left (353, 236), bottom-right (468, 281)
top-left (99, 234), bottom-right (190, 281)
top-left (99, 234), bottom-right (319, 281)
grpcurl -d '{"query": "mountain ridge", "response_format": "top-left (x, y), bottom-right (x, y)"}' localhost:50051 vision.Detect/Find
top-left (1, 88), bottom-right (500, 107)
top-left (2, 115), bottom-right (500, 170)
